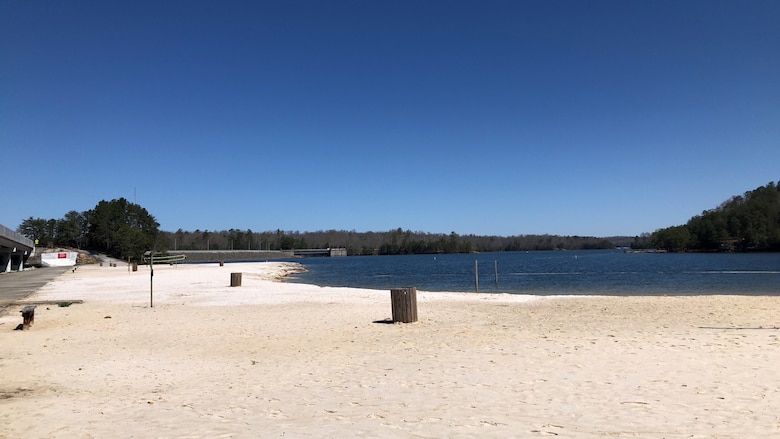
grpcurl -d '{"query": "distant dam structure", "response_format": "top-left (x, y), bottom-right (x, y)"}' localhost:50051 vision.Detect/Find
top-left (293, 248), bottom-right (347, 257)
top-left (172, 248), bottom-right (346, 263)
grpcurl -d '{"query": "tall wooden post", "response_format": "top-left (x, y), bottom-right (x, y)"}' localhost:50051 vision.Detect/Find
top-left (391, 287), bottom-right (418, 323)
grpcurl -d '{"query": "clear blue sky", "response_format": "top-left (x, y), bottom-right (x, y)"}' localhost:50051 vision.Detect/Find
top-left (2, 1), bottom-right (778, 237)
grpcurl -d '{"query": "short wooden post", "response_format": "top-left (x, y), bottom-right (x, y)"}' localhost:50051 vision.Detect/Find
top-left (132, 262), bottom-right (138, 272)
top-left (219, 260), bottom-right (224, 267)
top-left (391, 287), bottom-right (418, 323)
top-left (20, 305), bottom-right (36, 330)
top-left (230, 272), bottom-right (242, 287)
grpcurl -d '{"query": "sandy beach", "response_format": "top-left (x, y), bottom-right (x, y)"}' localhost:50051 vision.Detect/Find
top-left (2, 262), bottom-right (779, 438)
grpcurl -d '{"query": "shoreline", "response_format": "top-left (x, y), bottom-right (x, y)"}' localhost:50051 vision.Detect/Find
top-left (2, 262), bottom-right (779, 437)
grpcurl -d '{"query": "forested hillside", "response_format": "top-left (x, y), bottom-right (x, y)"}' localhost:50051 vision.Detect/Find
top-left (652, 181), bottom-right (780, 252)
top-left (160, 228), bottom-right (615, 255)
top-left (17, 198), bottom-right (159, 261)
top-left (17, 200), bottom-right (618, 260)
top-left (27, 181), bottom-right (780, 260)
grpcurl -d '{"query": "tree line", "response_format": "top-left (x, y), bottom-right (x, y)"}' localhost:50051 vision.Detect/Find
top-left (16, 197), bottom-right (618, 261)
top-left (17, 198), bottom-right (160, 261)
top-left (651, 180), bottom-right (780, 252)
top-left (26, 180), bottom-right (780, 261)
top-left (19, 181), bottom-right (779, 260)
top-left (162, 228), bottom-right (617, 255)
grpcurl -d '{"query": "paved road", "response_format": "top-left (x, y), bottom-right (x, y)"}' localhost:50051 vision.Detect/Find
top-left (0, 267), bottom-right (71, 308)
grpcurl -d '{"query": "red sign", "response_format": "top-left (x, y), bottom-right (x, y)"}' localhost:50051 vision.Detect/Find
top-left (58, 253), bottom-right (67, 258)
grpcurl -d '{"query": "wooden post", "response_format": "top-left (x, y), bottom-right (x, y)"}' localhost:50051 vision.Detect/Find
top-left (494, 260), bottom-right (498, 285)
top-left (231, 272), bottom-right (242, 287)
top-left (391, 287), bottom-right (418, 323)
top-left (20, 305), bottom-right (36, 330)
top-left (132, 262), bottom-right (138, 272)
top-left (219, 260), bottom-right (224, 267)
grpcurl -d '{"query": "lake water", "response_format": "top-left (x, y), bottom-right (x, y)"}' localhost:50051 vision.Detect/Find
top-left (286, 250), bottom-right (780, 296)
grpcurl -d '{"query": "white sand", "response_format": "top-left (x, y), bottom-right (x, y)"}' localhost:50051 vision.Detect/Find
top-left (2, 262), bottom-right (780, 438)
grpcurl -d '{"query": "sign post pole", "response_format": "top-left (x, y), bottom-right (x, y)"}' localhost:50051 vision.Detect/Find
top-left (142, 252), bottom-right (185, 309)
top-left (150, 252), bottom-right (154, 308)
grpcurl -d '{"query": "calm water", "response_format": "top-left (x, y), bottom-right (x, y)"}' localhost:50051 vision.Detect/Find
top-left (286, 250), bottom-right (780, 295)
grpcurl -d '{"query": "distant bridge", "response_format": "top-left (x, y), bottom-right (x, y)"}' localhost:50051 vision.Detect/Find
top-left (0, 224), bottom-right (35, 272)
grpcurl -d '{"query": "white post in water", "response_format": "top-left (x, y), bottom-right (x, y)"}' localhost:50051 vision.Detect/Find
top-left (475, 260), bottom-right (479, 293)
top-left (494, 260), bottom-right (498, 285)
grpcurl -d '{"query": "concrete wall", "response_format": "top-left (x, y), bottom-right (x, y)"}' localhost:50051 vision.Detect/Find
top-left (41, 252), bottom-right (78, 267)
top-left (171, 250), bottom-right (294, 263)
